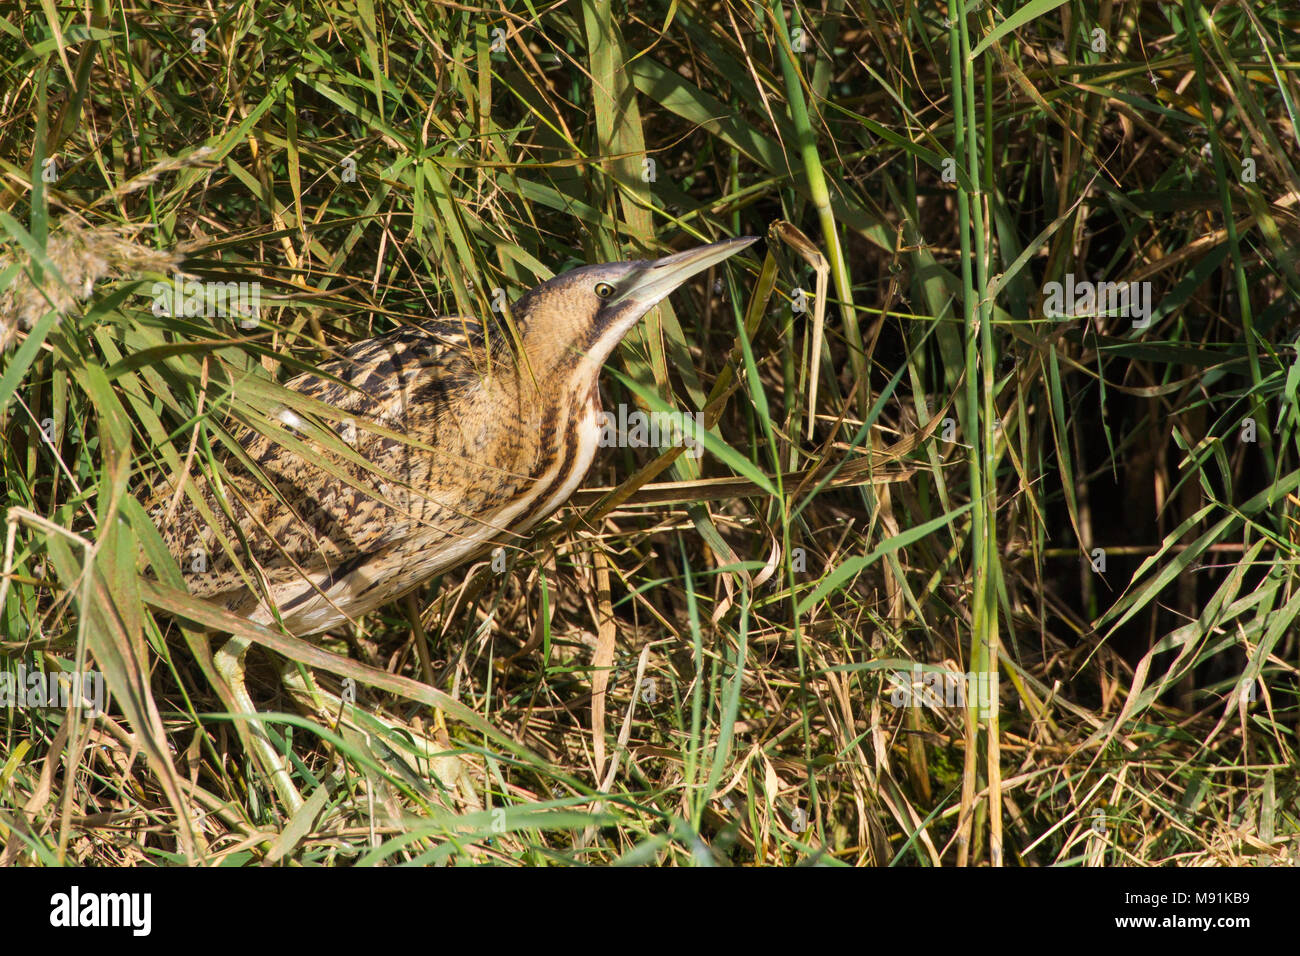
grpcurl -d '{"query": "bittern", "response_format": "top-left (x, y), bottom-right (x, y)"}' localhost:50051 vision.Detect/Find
top-left (152, 236), bottom-right (756, 809)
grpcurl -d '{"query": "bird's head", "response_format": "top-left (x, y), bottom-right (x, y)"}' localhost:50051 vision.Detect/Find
top-left (510, 236), bottom-right (758, 381)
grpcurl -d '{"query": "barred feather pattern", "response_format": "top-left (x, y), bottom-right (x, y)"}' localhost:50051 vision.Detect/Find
top-left (150, 315), bottom-right (602, 635)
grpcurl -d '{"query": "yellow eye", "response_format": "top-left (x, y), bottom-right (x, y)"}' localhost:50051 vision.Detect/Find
top-left (594, 281), bottom-right (615, 298)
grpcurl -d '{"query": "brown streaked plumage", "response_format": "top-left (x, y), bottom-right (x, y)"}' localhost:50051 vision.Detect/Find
top-left (151, 236), bottom-right (757, 810)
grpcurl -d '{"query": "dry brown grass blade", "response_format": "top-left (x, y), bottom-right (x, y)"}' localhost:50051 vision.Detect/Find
top-left (590, 548), bottom-right (617, 781)
top-left (573, 460), bottom-right (917, 509)
top-left (572, 388), bottom-right (955, 510)
top-left (769, 221), bottom-right (829, 440)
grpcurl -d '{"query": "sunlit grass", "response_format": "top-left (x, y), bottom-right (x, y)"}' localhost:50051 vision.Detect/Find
top-left (1, 0), bottom-right (1297, 865)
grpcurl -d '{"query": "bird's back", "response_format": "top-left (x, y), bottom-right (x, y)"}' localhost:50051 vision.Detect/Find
top-left (147, 316), bottom-right (563, 634)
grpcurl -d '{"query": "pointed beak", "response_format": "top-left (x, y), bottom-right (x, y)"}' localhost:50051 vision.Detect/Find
top-left (611, 236), bottom-right (758, 316)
